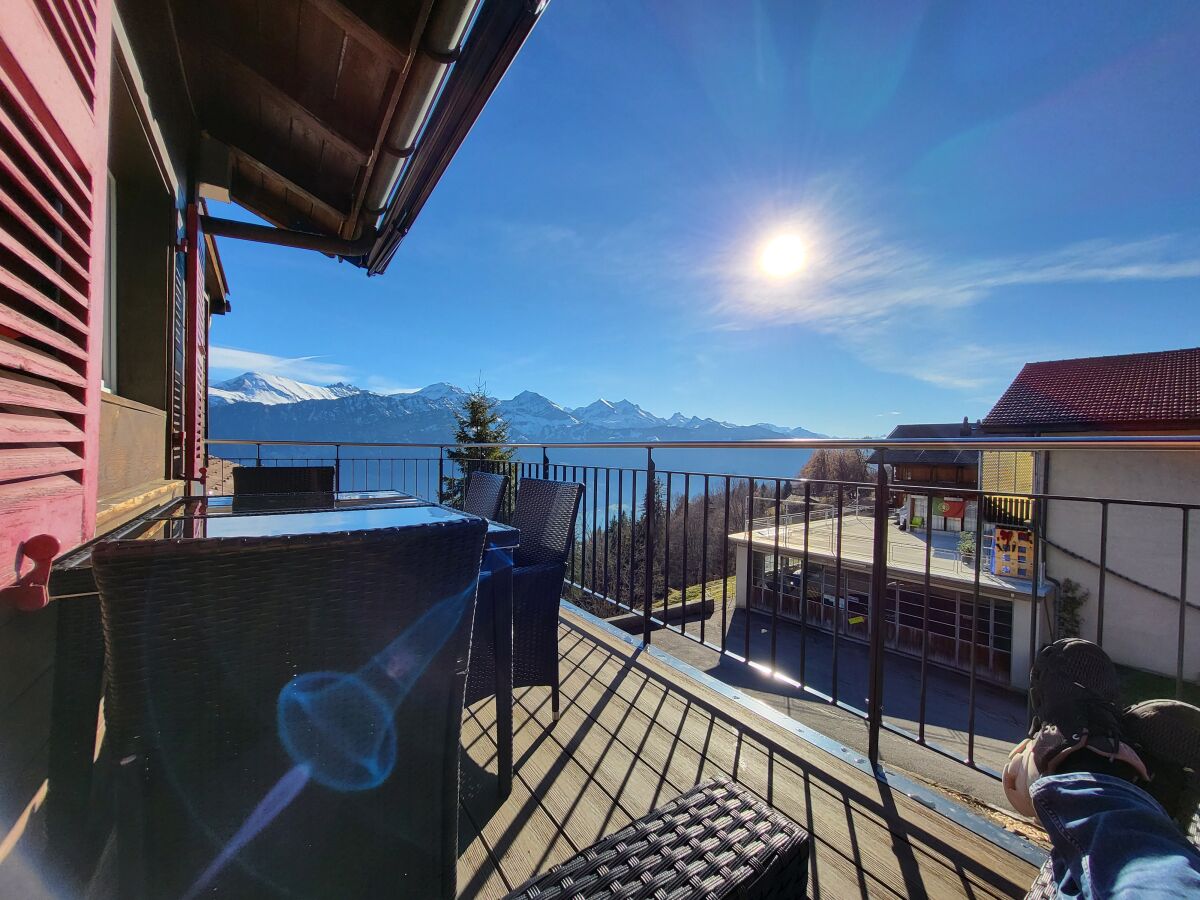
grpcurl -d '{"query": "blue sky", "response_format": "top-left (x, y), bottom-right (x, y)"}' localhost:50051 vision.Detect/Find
top-left (209, 0), bottom-right (1200, 437)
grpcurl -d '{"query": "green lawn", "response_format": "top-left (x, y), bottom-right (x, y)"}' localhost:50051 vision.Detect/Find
top-left (1117, 664), bottom-right (1200, 707)
top-left (662, 577), bottom-right (736, 609)
top-left (564, 577), bottom-right (736, 617)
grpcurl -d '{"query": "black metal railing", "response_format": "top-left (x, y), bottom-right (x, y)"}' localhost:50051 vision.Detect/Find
top-left (206, 436), bottom-right (1200, 785)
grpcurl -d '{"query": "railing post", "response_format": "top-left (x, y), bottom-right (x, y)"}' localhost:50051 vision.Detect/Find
top-left (867, 451), bottom-right (889, 768)
top-left (255, 442), bottom-right (262, 467)
top-left (542, 446), bottom-right (549, 479)
top-left (334, 443), bottom-right (341, 492)
top-left (643, 447), bottom-right (655, 646)
top-left (437, 446), bottom-right (444, 503)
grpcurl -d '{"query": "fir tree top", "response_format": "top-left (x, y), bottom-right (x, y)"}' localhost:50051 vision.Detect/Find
top-left (447, 386), bottom-right (514, 463)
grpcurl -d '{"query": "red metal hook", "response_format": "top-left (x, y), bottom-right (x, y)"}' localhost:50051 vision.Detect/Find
top-left (1, 534), bottom-right (61, 612)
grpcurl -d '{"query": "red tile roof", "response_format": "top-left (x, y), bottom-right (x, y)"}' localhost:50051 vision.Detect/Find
top-left (982, 347), bottom-right (1200, 432)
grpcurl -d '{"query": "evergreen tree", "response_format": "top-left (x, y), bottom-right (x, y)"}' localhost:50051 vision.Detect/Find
top-left (442, 384), bottom-right (514, 505)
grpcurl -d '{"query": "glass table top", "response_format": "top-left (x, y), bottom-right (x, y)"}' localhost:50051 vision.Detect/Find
top-left (54, 492), bottom-right (517, 580)
top-left (148, 490), bottom-right (427, 518)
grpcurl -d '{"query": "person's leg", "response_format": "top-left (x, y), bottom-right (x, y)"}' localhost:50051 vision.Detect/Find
top-left (1004, 639), bottom-right (1200, 898)
top-left (1031, 771), bottom-right (1200, 898)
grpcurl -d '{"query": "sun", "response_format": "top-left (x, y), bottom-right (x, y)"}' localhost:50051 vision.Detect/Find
top-left (758, 232), bottom-right (807, 279)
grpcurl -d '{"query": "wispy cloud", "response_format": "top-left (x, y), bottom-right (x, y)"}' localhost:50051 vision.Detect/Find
top-left (712, 230), bottom-right (1200, 332)
top-left (209, 346), bottom-right (353, 383)
top-left (848, 335), bottom-right (1040, 391)
top-left (362, 376), bottom-right (420, 395)
top-left (210, 346), bottom-right (428, 395)
top-left (705, 223), bottom-right (1200, 391)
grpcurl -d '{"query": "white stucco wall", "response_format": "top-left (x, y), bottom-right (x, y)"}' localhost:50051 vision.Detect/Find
top-left (1045, 449), bottom-right (1200, 680)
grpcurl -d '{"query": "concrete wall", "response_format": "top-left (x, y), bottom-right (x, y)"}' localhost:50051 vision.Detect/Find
top-left (1045, 449), bottom-right (1200, 680)
top-left (734, 542), bottom-right (750, 609)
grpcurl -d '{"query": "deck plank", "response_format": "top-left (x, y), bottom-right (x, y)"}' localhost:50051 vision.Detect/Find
top-left (460, 700), bottom-right (579, 890)
top-left (457, 612), bottom-right (1039, 899)
top-left (552, 632), bottom-right (952, 897)
top-left (557, 618), bottom-right (1034, 898)
top-left (457, 802), bottom-right (510, 900)
top-left (571, 622), bottom-right (1033, 890)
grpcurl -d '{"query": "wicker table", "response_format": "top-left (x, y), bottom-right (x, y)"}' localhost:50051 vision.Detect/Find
top-left (44, 490), bottom-right (519, 876)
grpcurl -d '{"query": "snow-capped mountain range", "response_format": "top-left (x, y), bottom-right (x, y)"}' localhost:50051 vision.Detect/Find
top-left (208, 372), bottom-right (363, 405)
top-left (208, 372), bottom-right (822, 444)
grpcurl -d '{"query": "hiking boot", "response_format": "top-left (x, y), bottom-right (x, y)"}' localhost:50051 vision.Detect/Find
top-left (1004, 638), bottom-right (1148, 819)
top-left (1124, 700), bottom-right (1200, 831)
top-left (1028, 638), bottom-right (1120, 740)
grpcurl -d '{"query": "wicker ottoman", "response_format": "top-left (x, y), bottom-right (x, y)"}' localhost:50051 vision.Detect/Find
top-left (503, 777), bottom-right (810, 899)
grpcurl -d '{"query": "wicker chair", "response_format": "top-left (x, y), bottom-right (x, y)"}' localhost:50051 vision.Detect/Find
top-left (466, 478), bottom-right (583, 721)
top-left (503, 778), bottom-right (810, 899)
top-left (92, 518), bottom-right (487, 900)
top-left (463, 470), bottom-right (509, 521)
top-left (231, 464), bottom-right (335, 495)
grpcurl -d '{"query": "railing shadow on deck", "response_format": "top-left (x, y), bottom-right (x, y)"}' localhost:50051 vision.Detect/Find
top-left (458, 616), bottom-right (1039, 898)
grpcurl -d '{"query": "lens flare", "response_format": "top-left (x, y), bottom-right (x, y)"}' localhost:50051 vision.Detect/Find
top-left (182, 763), bottom-right (312, 900)
top-left (183, 583), bottom-right (476, 894)
top-left (758, 232), bottom-right (807, 279)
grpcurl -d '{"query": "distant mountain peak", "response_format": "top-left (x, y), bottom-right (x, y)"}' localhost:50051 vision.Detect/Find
top-left (415, 381), bottom-right (464, 396)
top-left (209, 371), bottom-right (363, 406)
top-left (208, 372), bottom-right (824, 442)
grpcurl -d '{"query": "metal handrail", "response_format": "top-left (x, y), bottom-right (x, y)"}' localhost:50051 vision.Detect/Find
top-left (203, 433), bottom-right (1200, 784)
top-left (206, 435), bottom-right (1200, 451)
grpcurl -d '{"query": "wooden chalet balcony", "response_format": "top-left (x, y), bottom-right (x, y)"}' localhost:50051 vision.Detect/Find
top-left (457, 607), bottom-right (1040, 899)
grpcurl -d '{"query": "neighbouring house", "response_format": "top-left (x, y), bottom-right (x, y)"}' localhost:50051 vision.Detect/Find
top-left (867, 420), bottom-right (1037, 532)
top-left (869, 420), bottom-right (981, 533)
top-left (0, 0), bottom-right (543, 853)
top-left (730, 441), bottom-right (1048, 690)
top-left (721, 419), bottom-right (1043, 692)
top-left (982, 347), bottom-right (1200, 682)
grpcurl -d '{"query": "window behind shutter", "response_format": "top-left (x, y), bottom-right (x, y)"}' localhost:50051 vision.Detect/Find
top-left (0, 0), bottom-right (111, 590)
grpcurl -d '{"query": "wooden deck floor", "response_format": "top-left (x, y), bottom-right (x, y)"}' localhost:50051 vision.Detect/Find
top-left (457, 609), bottom-right (1040, 899)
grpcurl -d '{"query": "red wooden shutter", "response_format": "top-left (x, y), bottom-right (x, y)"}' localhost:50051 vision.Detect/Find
top-left (183, 202), bottom-right (206, 482)
top-left (169, 237), bottom-right (186, 478)
top-left (0, 0), bottom-right (112, 593)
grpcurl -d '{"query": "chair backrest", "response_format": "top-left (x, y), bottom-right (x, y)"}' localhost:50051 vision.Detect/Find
top-left (463, 470), bottom-right (508, 520)
top-left (232, 465), bottom-right (335, 495)
top-left (93, 518), bottom-right (487, 899)
top-left (511, 478), bottom-right (584, 567)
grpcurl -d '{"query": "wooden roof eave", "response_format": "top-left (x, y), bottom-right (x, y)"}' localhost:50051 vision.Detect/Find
top-left (171, 0), bottom-right (422, 245)
top-left (366, 0), bottom-right (547, 274)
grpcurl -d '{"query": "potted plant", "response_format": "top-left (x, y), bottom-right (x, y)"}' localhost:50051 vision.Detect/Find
top-left (957, 530), bottom-right (976, 565)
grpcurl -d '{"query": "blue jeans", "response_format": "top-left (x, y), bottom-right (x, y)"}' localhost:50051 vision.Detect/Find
top-left (1031, 772), bottom-right (1200, 898)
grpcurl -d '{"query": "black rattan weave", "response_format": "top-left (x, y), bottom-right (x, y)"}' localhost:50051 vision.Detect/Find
top-left (463, 470), bottom-right (509, 521)
top-left (466, 479), bottom-right (582, 716)
top-left (231, 465), bottom-right (335, 495)
top-left (510, 478), bottom-right (584, 567)
top-left (502, 777), bottom-right (810, 900)
top-left (93, 518), bottom-right (487, 900)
